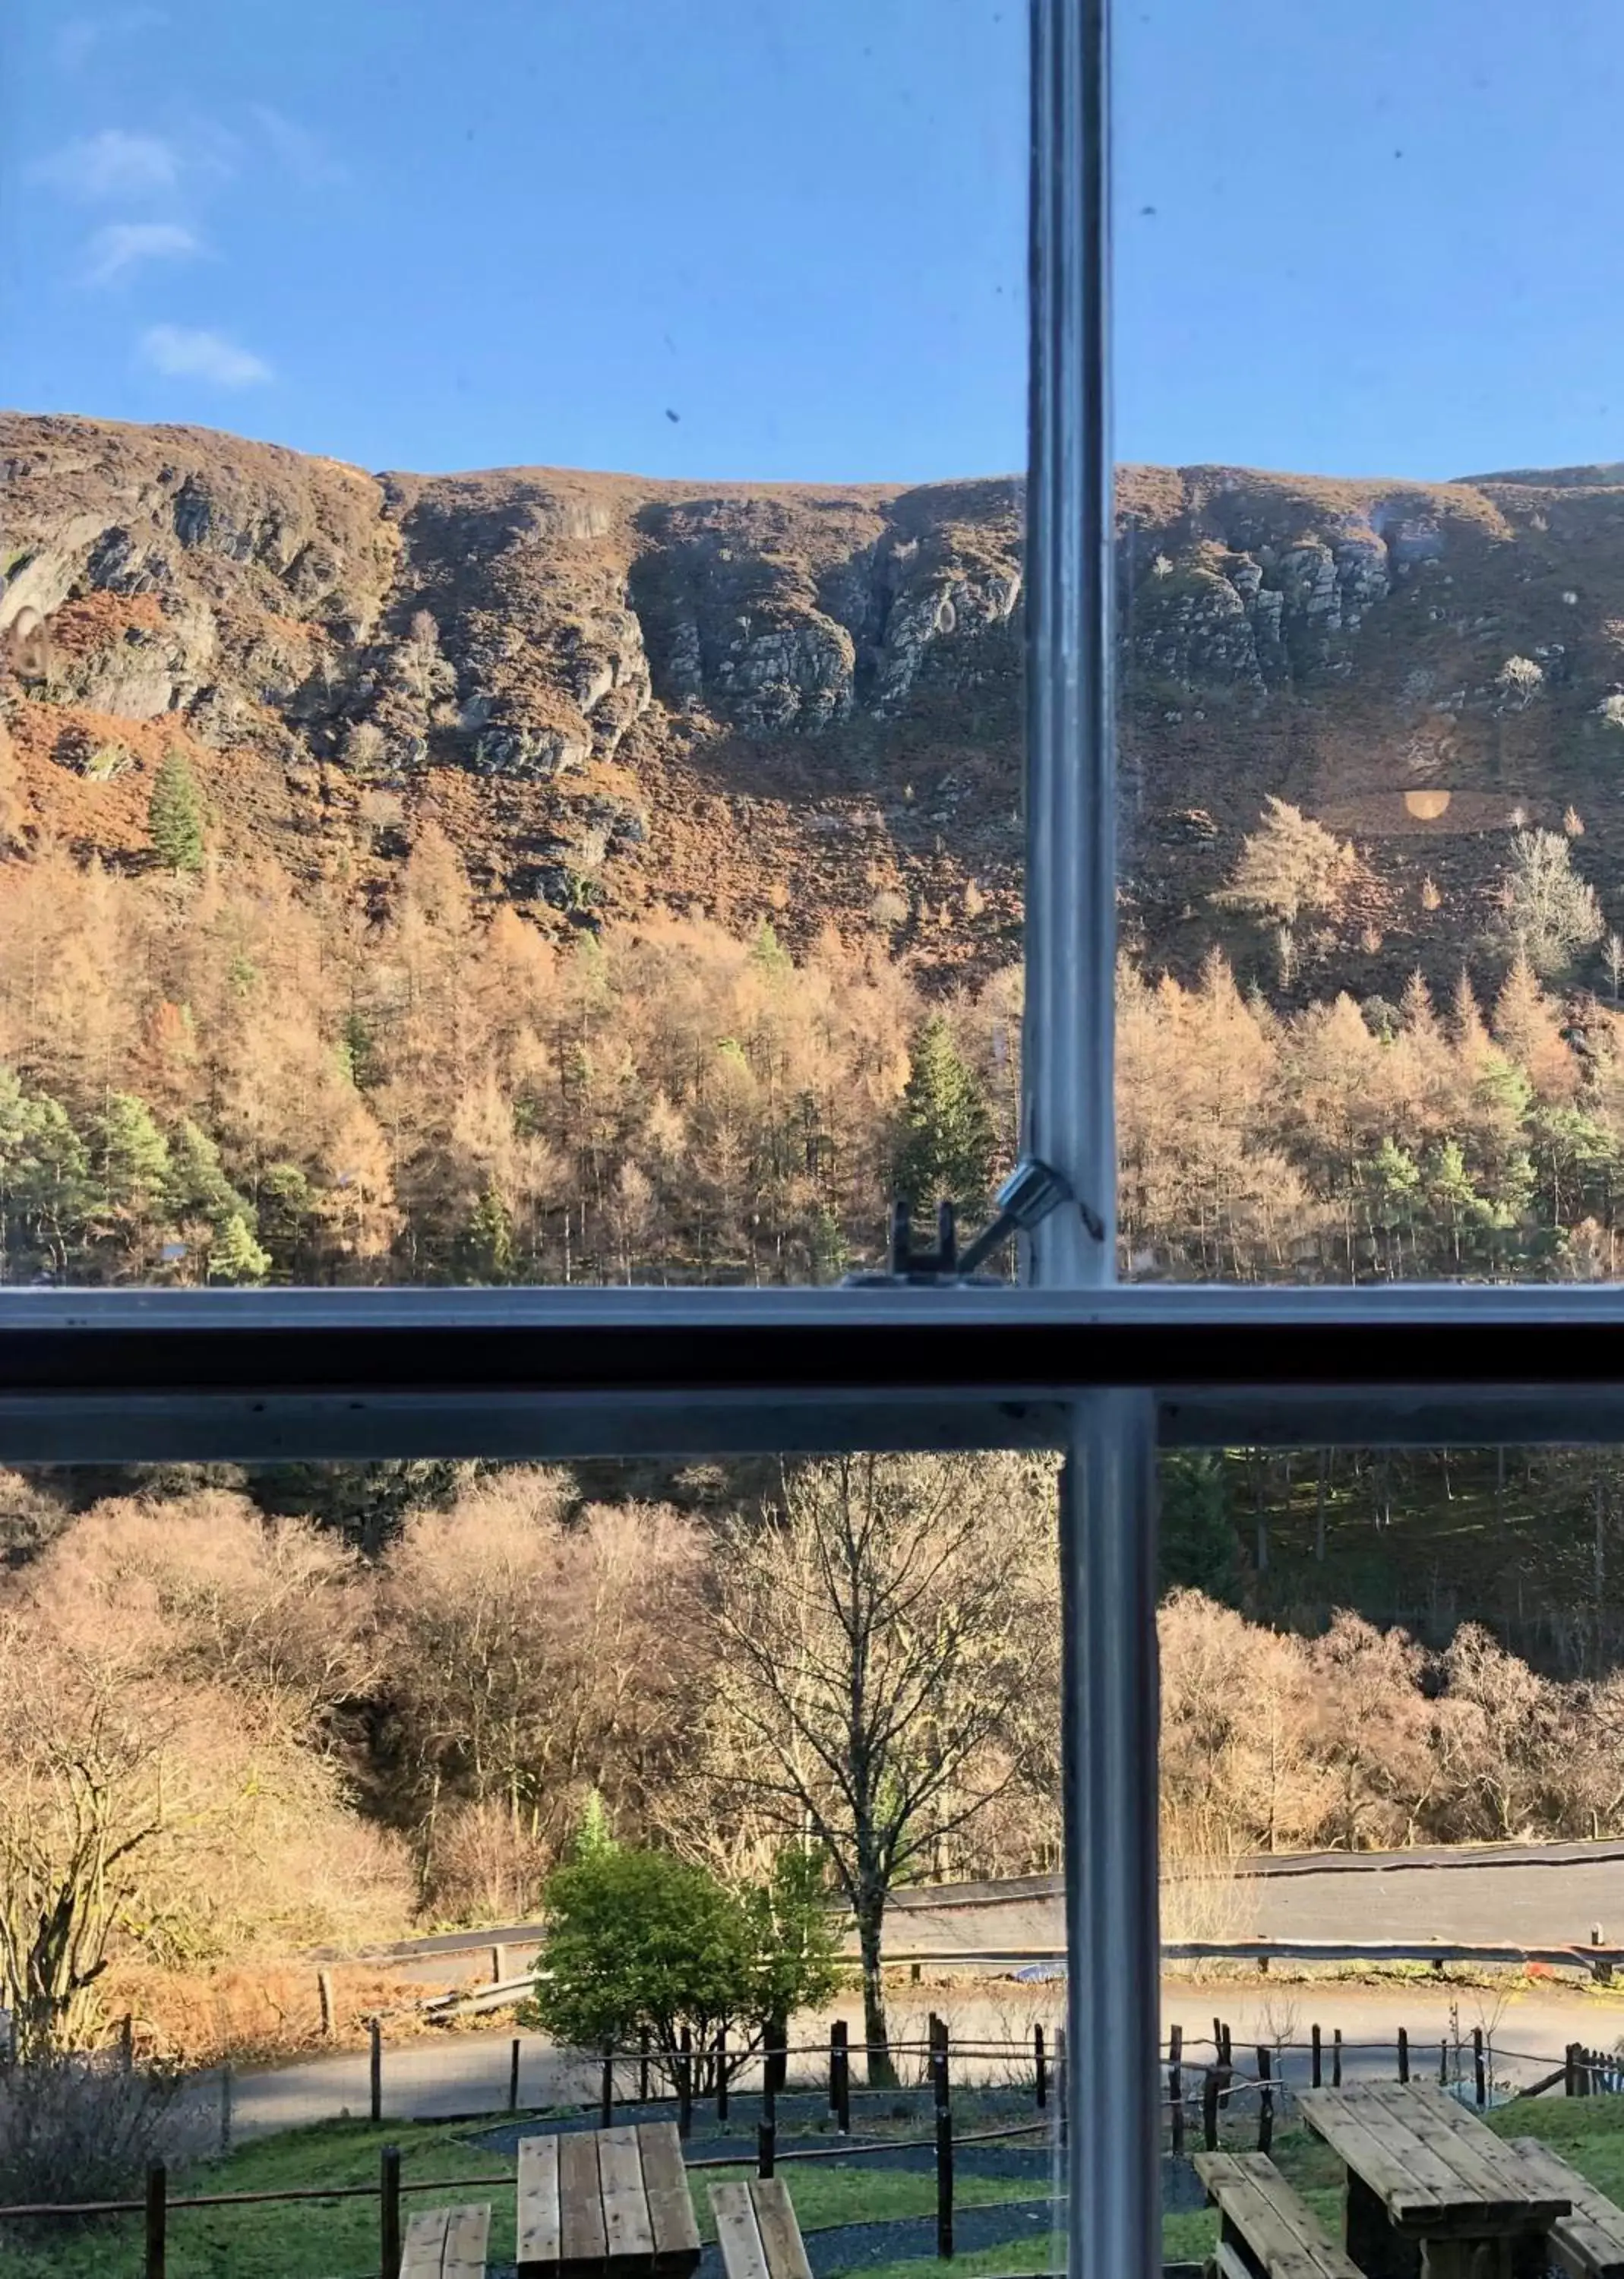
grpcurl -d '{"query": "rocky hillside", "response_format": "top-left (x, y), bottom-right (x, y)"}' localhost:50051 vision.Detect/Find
top-left (8, 411), bottom-right (1624, 998)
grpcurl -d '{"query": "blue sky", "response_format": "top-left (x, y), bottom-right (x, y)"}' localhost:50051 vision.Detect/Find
top-left (1, 1), bottom-right (1620, 485)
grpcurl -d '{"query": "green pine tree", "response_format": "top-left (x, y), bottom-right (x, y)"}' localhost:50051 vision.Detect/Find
top-left (207, 1212), bottom-right (271, 1285)
top-left (147, 747), bottom-right (206, 874)
top-left (464, 1184), bottom-right (514, 1282)
top-left (166, 1118), bottom-right (248, 1230)
top-left (1158, 1452), bottom-right (1242, 1603)
top-left (895, 1015), bottom-right (995, 1213)
top-left (575, 1789), bottom-right (617, 1860)
top-left (750, 918), bottom-right (793, 981)
top-left (92, 1092), bottom-right (171, 1222)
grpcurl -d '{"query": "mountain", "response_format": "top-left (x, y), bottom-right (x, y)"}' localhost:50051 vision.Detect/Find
top-left (8, 410), bottom-right (1624, 998)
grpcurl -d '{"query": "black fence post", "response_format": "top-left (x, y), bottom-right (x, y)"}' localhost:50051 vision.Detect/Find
top-left (1473, 2028), bottom-right (1487, 2108)
top-left (1169, 2025), bottom-right (1184, 2155)
top-left (1566, 2043), bottom-right (1580, 2097)
top-left (1034, 2022), bottom-right (1047, 2110)
top-left (1256, 2047), bottom-right (1274, 2155)
top-left (509, 2037), bottom-right (521, 2113)
top-left (1398, 2028), bottom-right (1409, 2085)
top-left (144, 2161), bottom-right (166, 2279)
top-left (1202, 2067), bottom-right (1219, 2151)
top-left (1333, 2028), bottom-right (1343, 2089)
top-left (833, 2019), bottom-right (851, 2134)
top-left (1439, 2039), bottom-right (1449, 2089)
top-left (1057, 2026), bottom-right (1067, 2150)
top-left (678, 2027), bottom-right (694, 2138)
top-left (716, 2025), bottom-right (728, 2124)
top-left (759, 2066), bottom-right (777, 2178)
top-left (370, 2018), bottom-right (382, 2126)
top-left (1311, 2025), bottom-right (1322, 2089)
top-left (380, 2145), bottom-right (401, 2279)
top-left (602, 2044), bottom-right (615, 2128)
top-left (640, 2024), bottom-right (651, 2104)
top-left (934, 2030), bottom-right (954, 2261)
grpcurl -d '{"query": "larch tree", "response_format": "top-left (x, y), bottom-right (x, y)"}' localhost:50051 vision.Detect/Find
top-left (1214, 797), bottom-right (1363, 930)
top-left (1490, 829), bottom-right (1603, 978)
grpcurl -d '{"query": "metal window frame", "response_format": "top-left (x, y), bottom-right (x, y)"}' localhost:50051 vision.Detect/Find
top-left (0, 11), bottom-right (1597, 2277)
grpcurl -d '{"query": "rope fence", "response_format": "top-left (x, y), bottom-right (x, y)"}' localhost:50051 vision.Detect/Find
top-left (4, 2009), bottom-right (1619, 2277)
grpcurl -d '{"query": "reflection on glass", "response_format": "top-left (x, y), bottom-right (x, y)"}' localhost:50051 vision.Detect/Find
top-left (1115, 3), bottom-right (1624, 1285)
top-left (1158, 1433), bottom-right (1624, 2186)
top-left (0, 2), bottom-right (1024, 1287)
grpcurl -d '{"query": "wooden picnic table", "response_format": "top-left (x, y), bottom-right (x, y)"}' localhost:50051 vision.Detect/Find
top-left (1296, 2084), bottom-right (1572, 2279)
top-left (516, 2119), bottom-right (700, 2279)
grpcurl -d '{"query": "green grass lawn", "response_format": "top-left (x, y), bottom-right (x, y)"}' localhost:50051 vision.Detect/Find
top-left (6, 2094), bottom-right (1622, 2278)
top-left (2, 2116), bottom-right (517, 2279)
top-left (697, 2160), bottom-right (1041, 2238)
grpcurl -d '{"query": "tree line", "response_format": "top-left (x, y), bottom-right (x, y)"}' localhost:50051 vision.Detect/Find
top-left (7, 823), bottom-right (1624, 1285)
top-left (5, 1456), bottom-right (1624, 2071)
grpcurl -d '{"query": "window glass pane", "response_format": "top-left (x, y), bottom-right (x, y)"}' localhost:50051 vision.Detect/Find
top-left (0, 2), bottom-right (1025, 1288)
top-left (0, 1443), bottom-right (1070, 2267)
top-left (1114, 3), bottom-right (1619, 1286)
top-left (1159, 1429), bottom-right (1624, 2172)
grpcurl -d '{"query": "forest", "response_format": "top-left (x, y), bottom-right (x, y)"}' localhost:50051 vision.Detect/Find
top-left (7, 778), bottom-right (1624, 2063)
top-left (3, 782), bottom-right (1624, 1288)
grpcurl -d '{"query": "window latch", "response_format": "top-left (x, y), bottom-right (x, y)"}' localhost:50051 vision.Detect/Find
top-left (846, 1158), bottom-right (1076, 1285)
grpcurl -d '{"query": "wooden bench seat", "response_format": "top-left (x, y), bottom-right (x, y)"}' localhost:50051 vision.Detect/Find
top-left (709, 2178), bottom-right (814, 2279)
top-left (401, 2201), bottom-right (490, 2278)
top-left (517, 2121), bottom-right (700, 2278)
top-left (1195, 2150), bottom-right (1363, 2279)
top-left (1508, 2140), bottom-right (1624, 2279)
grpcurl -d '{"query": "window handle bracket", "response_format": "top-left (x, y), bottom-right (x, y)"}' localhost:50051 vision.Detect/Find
top-left (846, 1158), bottom-right (1076, 1285)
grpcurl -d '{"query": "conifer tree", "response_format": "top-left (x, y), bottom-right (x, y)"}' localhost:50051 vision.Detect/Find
top-left (1158, 1453), bottom-right (1242, 1602)
top-left (894, 1015), bottom-right (995, 1215)
top-left (147, 748), bottom-right (206, 871)
top-left (207, 1212), bottom-right (271, 1284)
top-left (147, 748), bottom-right (205, 874)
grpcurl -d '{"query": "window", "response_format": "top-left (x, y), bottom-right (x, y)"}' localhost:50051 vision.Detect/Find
top-left (4, 10), bottom-right (1619, 2279)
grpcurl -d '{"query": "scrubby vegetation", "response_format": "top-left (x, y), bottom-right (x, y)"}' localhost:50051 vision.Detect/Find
top-left (5, 1449), bottom-right (1624, 2071)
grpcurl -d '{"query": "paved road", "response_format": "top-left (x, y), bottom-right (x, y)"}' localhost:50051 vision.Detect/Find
top-left (885, 1846), bottom-right (1624, 1961)
top-left (376, 1844), bottom-right (1624, 1996)
top-left (228, 1977), bottom-right (1619, 2141)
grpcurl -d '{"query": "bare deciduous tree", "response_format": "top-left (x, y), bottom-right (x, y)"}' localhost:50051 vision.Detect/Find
top-left (709, 1452), bottom-right (1056, 2082)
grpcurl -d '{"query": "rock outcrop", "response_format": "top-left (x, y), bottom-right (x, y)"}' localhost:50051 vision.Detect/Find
top-left (10, 412), bottom-right (1624, 997)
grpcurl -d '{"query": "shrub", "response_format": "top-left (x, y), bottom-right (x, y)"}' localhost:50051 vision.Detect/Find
top-left (0, 2053), bottom-right (204, 2216)
top-left (527, 1844), bottom-right (840, 2083)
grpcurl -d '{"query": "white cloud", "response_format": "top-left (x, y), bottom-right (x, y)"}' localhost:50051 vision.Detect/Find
top-left (140, 324), bottom-right (270, 388)
top-left (33, 128), bottom-right (180, 201)
top-left (84, 220), bottom-right (201, 286)
top-left (251, 104), bottom-right (346, 187)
